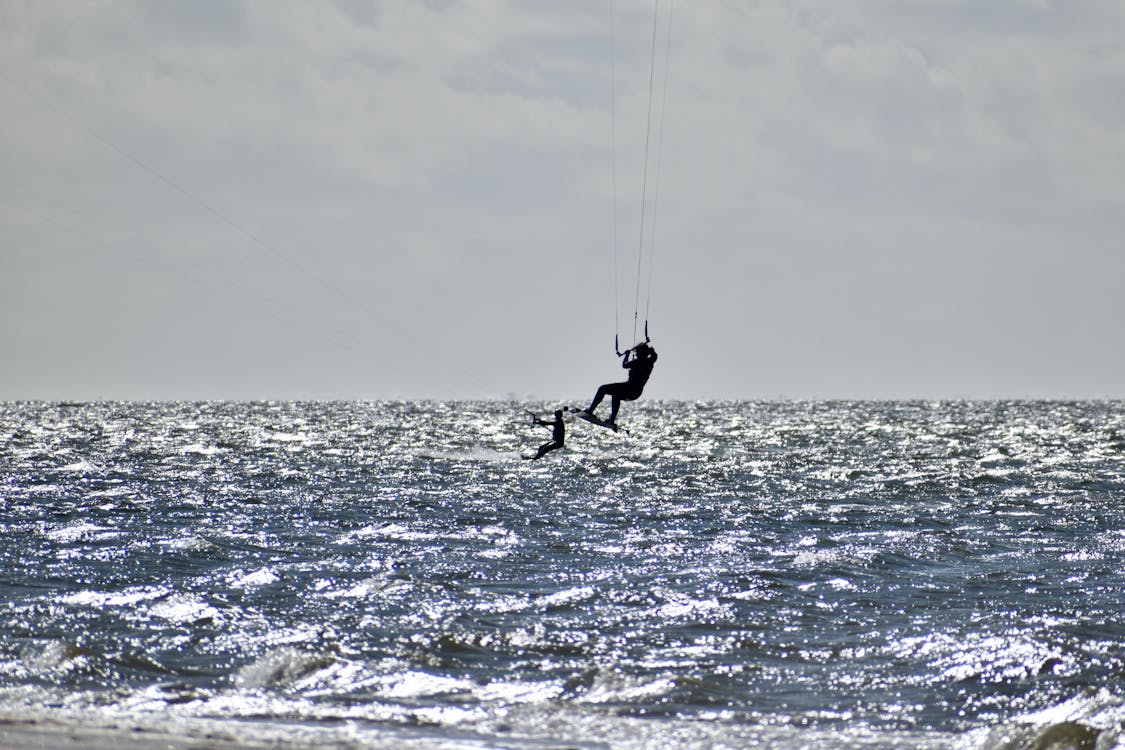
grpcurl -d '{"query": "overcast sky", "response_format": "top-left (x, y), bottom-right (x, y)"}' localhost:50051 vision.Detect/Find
top-left (2, 0), bottom-right (1124, 401)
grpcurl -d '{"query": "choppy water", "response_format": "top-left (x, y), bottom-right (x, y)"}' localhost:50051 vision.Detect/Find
top-left (2, 400), bottom-right (1124, 749)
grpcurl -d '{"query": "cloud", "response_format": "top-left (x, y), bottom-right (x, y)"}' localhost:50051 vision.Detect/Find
top-left (1, 1), bottom-right (1124, 399)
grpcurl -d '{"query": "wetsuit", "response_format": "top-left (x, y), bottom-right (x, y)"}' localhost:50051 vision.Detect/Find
top-left (527, 412), bottom-right (565, 460)
top-left (585, 346), bottom-right (658, 424)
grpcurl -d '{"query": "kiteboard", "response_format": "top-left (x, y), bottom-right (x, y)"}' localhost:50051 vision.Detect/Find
top-left (570, 407), bottom-right (627, 434)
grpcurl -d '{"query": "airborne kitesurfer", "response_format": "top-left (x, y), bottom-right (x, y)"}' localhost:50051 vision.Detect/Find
top-left (583, 341), bottom-right (657, 428)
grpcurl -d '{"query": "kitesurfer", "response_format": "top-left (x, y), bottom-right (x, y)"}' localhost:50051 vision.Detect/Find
top-left (525, 409), bottom-right (566, 460)
top-left (583, 342), bottom-right (658, 427)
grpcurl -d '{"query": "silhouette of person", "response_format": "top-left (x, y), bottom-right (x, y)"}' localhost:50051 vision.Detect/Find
top-left (525, 409), bottom-right (565, 460)
top-left (583, 341), bottom-right (658, 426)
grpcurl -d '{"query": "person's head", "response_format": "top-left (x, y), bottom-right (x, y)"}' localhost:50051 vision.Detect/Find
top-left (635, 341), bottom-right (653, 354)
top-left (554, 409), bottom-right (564, 419)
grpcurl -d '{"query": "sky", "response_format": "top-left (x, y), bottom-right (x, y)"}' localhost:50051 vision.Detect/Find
top-left (2, 0), bottom-right (1124, 401)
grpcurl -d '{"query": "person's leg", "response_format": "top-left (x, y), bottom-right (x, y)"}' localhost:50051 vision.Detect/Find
top-left (607, 384), bottom-right (643, 423)
top-left (608, 395), bottom-right (621, 423)
top-left (528, 440), bottom-right (562, 460)
top-left (586, 384), bottom-right (611, 414)
top-left (589, 382), bottom-right (629, 414)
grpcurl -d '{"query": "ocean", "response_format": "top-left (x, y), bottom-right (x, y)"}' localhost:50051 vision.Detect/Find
top-left (1, 400), bottom-right (1123, 749)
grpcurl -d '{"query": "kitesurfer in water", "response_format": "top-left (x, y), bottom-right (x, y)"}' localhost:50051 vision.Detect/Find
top-left (525, 409), bottom-right (566, 460)
top-left (583, 341), bottom-right (658, 427)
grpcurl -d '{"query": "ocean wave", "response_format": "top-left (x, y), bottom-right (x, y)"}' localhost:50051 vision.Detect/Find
top-left (4, 400), bottom-right (1125, 749)
top-left (234, 648), bottom-right (339, 689)
top-left (966, 689), bottom-right (1125, 750)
